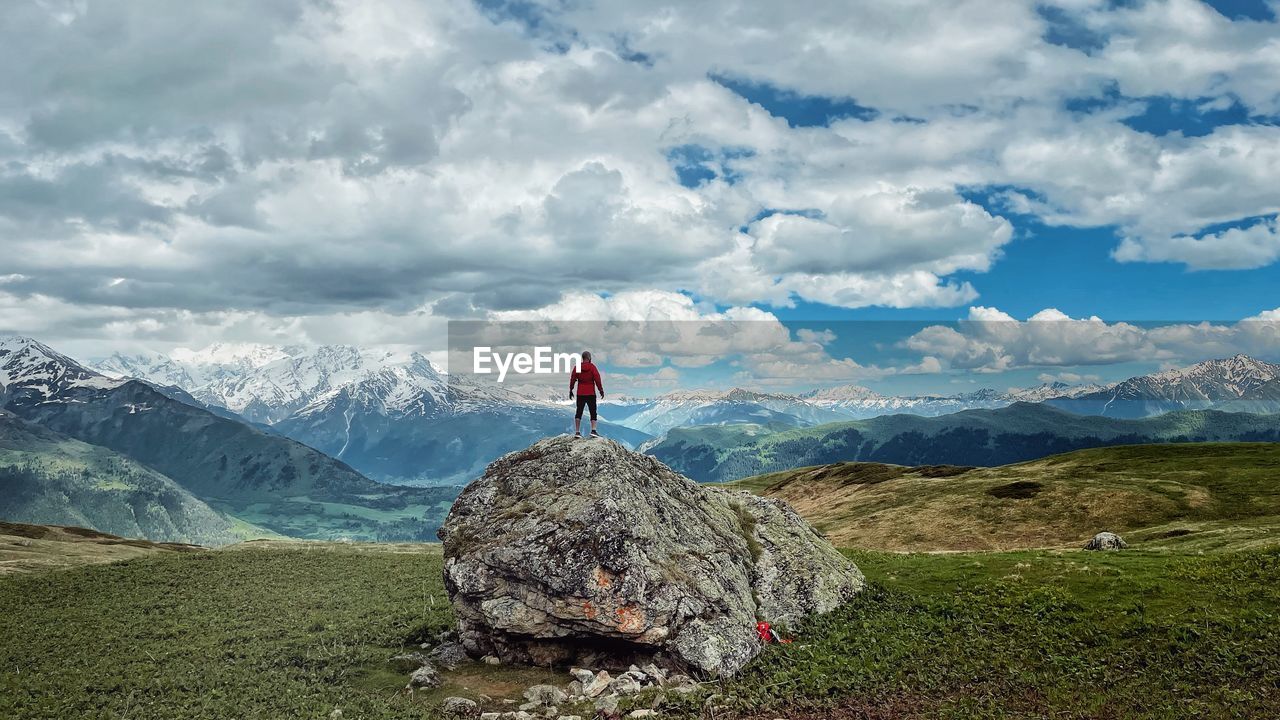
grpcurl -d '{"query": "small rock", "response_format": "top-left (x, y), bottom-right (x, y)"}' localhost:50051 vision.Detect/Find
top-left (542, 707), bottom-right (558, 718)
top-left (557, 716), bottom-right (584, 720)
top-left (583, 670), bottom-right (612, 698)
top-left (608, 675), bottom-right (643, 695)
top-left (1084, 531), bottom-right (1128, 551)
top-left (640, 664), bottom-right (666, 684)
top-left (566, 680), bottom-right (582, 696)
top-left (430, 641), bottom-right (470, 670)
top-left (480, 714), bottom-right (501, 720)
top-left (442, 697), bottom-right (480, 719)
top-left (329, 709), bottom-right (343, 720)
top-left (407, 663), bottom-right (441, 689)
top-left (390, 651), bottom-right (430, 673)
top-left (664, 675), bottom-right (698, 694)
top-left (594, 695), bottom-right (619, 713)
top-left (482, 655), bottom-right (502, 665)
top-left (523, 684), bottom-right (568, 706)
top-left (569, 667), bottom-right (595, 686)
top-left (627, 711), bottom-right (656, 719)
top-left (518, 702), bottom-right (539, 712)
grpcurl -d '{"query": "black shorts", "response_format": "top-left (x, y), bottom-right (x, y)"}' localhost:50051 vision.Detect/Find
top-left (575, 393), bottom-right (598, 420)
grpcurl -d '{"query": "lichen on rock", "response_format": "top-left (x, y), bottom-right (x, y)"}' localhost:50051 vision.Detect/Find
top-left (437, 435), bottom-right (864, 677)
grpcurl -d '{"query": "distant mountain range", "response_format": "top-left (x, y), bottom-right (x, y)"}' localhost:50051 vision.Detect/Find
top-left (1048, 355), bottom-right (1280, 418)
top-left (89, 345), bottom-right (1280, 481)
top-left (7, 334), bottom-right (1280, 545)
top-left (645, 402), bottom-right (1280, 483)
top-left (1, 337), bottom-right (456, 541)
top-left (93, 343), bottom-right (648, 484)
top-left (802, 381), bottom-right (1110, 418)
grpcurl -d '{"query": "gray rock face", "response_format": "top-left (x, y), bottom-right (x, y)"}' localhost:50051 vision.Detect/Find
top-left (441, 697), bottom-right (480, 719)
top-left (407, 663), bottom-right (441, 688)
top-left (1084, 531), bottom-right (1128, 550)
top-left (438, 436), bottom-right (864, 677)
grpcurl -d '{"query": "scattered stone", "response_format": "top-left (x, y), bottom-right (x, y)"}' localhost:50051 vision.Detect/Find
top-left (407, 663), bottom-right (441, 689)
top-left (663, 675), bottom-right (698, 694)
top-left (627, 711), bottom-right (656, 719)
top-left (594, 695), bottom-right (619, 714)
top-left (1084, 531), bottom-right (1128, 551)
top-left (430, 640), bottom-right (470, 670)
top-left (558, 716), bottom-right (584, 720)
top-left (523, 684), bottom-right (568, 706)
top-left (329, 709), bottom-right (343, 720)
top-left (480, 714), bottom-right (501, 720)
top-left (569, 668), bottom-right (595, 686)
top-left (608, 675), bottom-right (643, 695)
top-left (583, 670), bottom-right (613, 698)
top-left (442, 697), bottom-right (480, 719)
top-left (518, 702), bottom-right (539, 712)
top-left (566, 680), bottom-right (583, 696)
top-left (439, 436), bottom-right (864, 677)
top-left (389, 651), bottom-right (430, 673)
top-left (640, 664), bottom-right (666, 684)
top-left (482, 655), bottom-right (501, 665)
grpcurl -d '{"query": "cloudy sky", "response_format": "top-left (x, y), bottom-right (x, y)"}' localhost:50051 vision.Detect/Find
top-left (2, 0), bottom-right (1279, 391)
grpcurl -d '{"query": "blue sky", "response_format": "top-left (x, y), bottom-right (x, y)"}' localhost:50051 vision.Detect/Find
top-left (1, 0), bottom-right (1278, 395)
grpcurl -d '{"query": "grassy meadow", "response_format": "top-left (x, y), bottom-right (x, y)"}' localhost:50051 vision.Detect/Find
top-left (2, 443), bottom-right (1280, 718)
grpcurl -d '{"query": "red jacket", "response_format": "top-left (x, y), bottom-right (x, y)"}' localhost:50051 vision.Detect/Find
top-left (570, 361), bottom-right (604, 396)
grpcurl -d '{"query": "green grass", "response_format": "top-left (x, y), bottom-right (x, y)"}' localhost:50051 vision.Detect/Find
top-left (2, 541), bottom-right (1278, 719)
top-left (0, 544), bottom-right (455, 720)
top-left (723, 443), bottom-right (1280, 552)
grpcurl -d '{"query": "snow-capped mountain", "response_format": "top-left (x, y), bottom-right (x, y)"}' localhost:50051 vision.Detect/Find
top-left (800, 381), bottom-right (1111, 419)
top-left (93, 344), bottom-right (451, 424)
top-left (1, 336), bottom-right (123, 401)
top-left (617, 387), bottom-right (849, 435)
top-left (1049, 355), bottom-right (1280, 418)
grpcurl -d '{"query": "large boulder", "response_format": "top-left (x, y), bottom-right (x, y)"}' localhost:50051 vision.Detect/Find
top-left (1084, 531), bottom-right (1128, 551)
top-left (437, 436), bottom-right (864, 677)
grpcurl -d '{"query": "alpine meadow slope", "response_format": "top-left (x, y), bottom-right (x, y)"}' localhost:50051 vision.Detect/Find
top-left (727, 443), bottom-right (1280, 552)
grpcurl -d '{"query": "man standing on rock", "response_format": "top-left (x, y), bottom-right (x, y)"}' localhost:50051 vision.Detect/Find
top-left (570, 351), bottom-right (605, 438)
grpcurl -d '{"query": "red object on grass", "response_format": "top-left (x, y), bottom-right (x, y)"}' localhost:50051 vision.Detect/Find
top-left (756, 621), bottom-right (793, 644)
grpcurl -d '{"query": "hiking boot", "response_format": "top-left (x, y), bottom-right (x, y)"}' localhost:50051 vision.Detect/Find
top-left (590, 430), bottom-right (601, 438)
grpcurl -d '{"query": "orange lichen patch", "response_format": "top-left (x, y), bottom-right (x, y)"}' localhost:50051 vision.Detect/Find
top-left (593, 566), bottom-right (614, 588)
top-left (615, 605), bottom-right (646, 633)
top-left (582, 601), bottom-right (598, 620)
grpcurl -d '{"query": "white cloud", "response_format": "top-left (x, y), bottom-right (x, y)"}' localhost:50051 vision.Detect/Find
top-left (2, 0), bottom-right (1280, 354)
top-left (905, 306), bottom-right (1280, 371)
top-left (1114, 218), bottom-right (1280, 270)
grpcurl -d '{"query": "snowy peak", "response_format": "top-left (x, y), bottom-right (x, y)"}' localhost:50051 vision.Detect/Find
top-left (1122, 354), bottom-right (1280, 401)
top-left (801, 384), bottom-right (886, 405)
top-left (90, 343), bottom-right (451, 424)
top-left (169, 342), bottom-right (294, 371)
top-left (0, 336), bottom-right (121, 399)
top-left (94, 350), bottom-right (197, 389)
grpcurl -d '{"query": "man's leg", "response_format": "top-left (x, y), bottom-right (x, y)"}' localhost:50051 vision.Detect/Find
top-left (574, 395), bottom-right (585, 435)
top-left (588, 396), bottom-right (599, 434)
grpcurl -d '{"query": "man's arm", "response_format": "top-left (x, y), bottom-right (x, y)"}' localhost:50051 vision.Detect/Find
top-left (569, 369), bottom-right (578, 398)
top-left (595, 368), bottom-right (604, 398)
